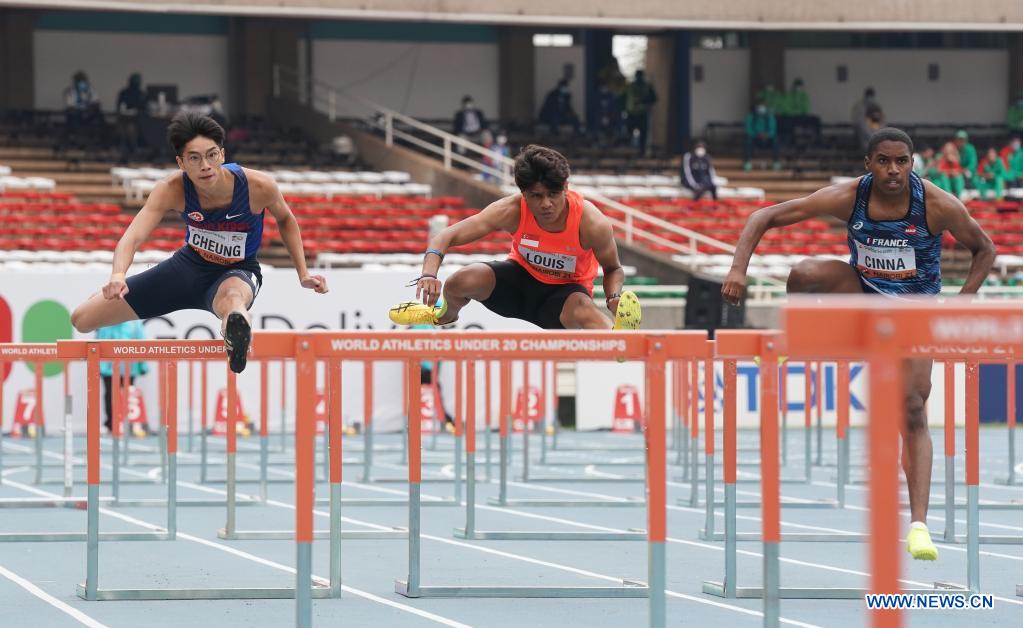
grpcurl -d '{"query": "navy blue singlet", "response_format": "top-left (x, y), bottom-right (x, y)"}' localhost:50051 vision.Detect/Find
top-left (847, 172), bottom-right (942, 296)
top-left (181, 163), bottom-right (265, 265)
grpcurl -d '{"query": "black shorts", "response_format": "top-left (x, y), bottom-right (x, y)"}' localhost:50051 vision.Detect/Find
top-left (480, 260), bottom-right (591, 329)
top-left (124, 247), bottom-right (262, 320)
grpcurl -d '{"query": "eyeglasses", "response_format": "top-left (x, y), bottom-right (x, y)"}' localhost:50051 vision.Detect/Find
top-left (184, 148), bottom-right (223, 167)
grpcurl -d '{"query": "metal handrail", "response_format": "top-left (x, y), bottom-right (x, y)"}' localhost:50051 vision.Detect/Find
top-left (272, 64), bottom-right (782, 287)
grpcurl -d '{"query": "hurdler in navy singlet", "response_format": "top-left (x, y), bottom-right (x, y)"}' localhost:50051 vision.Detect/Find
top-left (181, 162), bottom-right (264, 265)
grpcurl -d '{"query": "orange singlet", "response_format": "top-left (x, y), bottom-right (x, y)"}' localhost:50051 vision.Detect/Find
top-left (507, 189), bottom-right (599, 294)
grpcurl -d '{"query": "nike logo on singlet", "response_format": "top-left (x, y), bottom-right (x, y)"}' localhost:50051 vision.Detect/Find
top-left (225, 211), bottom-right (246, 220)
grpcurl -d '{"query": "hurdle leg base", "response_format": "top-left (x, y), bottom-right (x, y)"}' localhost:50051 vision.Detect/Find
top-left (218, 528), bottom-right (407, 540)
top-left (485, 498), bottom-right (644, 508)
top-left (0, 531), bottom-right (169, 542)
top-left (394, 579), bottom-right (648, 598)
top-left (76, 583), bottom-right (332, 600)
top-left (447, 529), bottom-right (645, 541)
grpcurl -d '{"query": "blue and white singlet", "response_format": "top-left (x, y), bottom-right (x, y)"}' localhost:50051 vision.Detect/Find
top-left (847, 172), bottom-right (942, 296)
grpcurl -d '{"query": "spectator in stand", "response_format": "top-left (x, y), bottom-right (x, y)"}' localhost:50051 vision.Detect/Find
top-left (681, 140), bottom-right (717, 201)
top-left (538, 79), bottom-right (581, 136)
top-left (594, 81), bottom-right (622, 146)
top-left (625, 71), bottom-right (658, 156)
top-left (913, 145), bottom-right (931, 177)
top-left (953, 130), bottom-right (978, 187)
top-left (1008, 94), bottom-right (1023, 133)
top-left (1000, 136), bottom-right (1023, 186)
top-left (976, 147), bottom-right (1009, 200)
top-left (914, 146), bottom-right (945, 187)
top-left (453, 95), bottom-right (487, 153)
top-left (777, 78), bottom-right (821, 144)
top-left (743, 99), bottom-right (781, 171)
top-left (62, 70), bottom-right (104, 148)
top-left (116, 73), bottom-right (146, 162)
top-left (935, 141), bottom-right (966, 198)
top-left (481, 130), bottom-right (511, 183)
top-left (851, 87), bottom-right (882, 149)
top-left (755, 83), bottom-right (786, 115)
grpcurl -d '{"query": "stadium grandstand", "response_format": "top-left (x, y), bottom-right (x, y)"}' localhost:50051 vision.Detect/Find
top-left (1, 1), bottom-right (1023, 627)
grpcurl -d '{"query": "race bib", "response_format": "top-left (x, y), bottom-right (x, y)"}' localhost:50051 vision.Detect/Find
top-left (517, 244), bottom-right (578, 280)
top-left (854, 240), bottom-right (917, 280)
top-left (187, 228), bottom-right (247, 264)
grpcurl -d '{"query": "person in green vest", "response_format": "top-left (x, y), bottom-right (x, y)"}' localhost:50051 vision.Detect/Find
top-left (778, 78), bottom-right (821, 144)
top-left (784, 79), bottom-right (810, 116)
top-left (953, 130), bottom-right (978, 188)
top-left (1008, 95), bottom-right (1023, 133)
top-left (97, 320), bottom-right (148, 433)
top-left (755, 83), bottom-right (785, 114)
top-left (976, 147), bottom-right (1009, 199)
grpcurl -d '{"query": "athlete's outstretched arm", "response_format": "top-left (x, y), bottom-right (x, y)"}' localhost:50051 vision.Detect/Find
top-left (582, 206), bottom-right (626, 314)
top-left (415, 196), bottom-right (518, 305)
top-left (260, 175), bottom-right (328, 294)
top-left (722, 182), bottom-right (856, 305)
top-left (105, 181), bottom-right (176, 299)
top-left (924, 182), bottom-right (996, 295)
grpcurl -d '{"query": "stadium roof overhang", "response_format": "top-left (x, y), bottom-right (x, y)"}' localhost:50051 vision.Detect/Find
top-left (2, 0), bottom-right (1022, 32)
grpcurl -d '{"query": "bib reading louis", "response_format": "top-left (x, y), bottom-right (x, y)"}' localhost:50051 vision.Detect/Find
top-left (70, 113), bottom-right (328, 373)
top-left (721, 127), bottom-right (996, 562)
top-left (389, 145), bottom-right (640, 331)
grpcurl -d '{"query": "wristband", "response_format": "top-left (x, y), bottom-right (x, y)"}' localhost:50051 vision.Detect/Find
top-left (405, 274), bottom-right (437, 287)
top-left (425, 248), bottom-right (444, 261)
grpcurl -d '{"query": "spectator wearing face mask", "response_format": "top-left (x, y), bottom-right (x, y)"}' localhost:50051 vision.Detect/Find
top-left (453, 95), bottom-right (487, 153)
top-left (743, 100), bottom-right (780, 171)
top-left (62, 70), bottom-right (104, 149)
top-left (999, 136), bottom-right (1023, 186)
top-left (681, 140), bottom-right (717, 201)
top-left (976, 147), bottom-right (1009, 200)
top-left (482, 130), bottom-right (511, 183)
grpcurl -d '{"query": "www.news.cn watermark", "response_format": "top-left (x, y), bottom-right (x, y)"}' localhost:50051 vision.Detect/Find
top-left (865, 593), bottom-right (994, 610)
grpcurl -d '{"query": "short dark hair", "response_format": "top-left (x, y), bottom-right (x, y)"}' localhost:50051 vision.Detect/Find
top-left (513, 145), bottom-right (571, 192)
top-left (866, 127), bottom-right (913, 158)
top-left (167, 112), bottom-right (225, 156)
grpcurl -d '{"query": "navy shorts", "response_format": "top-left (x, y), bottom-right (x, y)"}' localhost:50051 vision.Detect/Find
top-left (480, 260), bottom-right (591, 329)
top-left (124, 247), bottom-right (262, 320)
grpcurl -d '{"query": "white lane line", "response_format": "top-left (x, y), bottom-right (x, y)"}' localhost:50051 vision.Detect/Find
top-left (0, 562), bottom-right (109, 628)
top-left (0, 476), bottom-right (470, 628)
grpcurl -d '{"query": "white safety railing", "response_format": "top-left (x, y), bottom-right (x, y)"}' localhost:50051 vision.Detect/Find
top-left (271, 64), bottom-right (783, 289)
